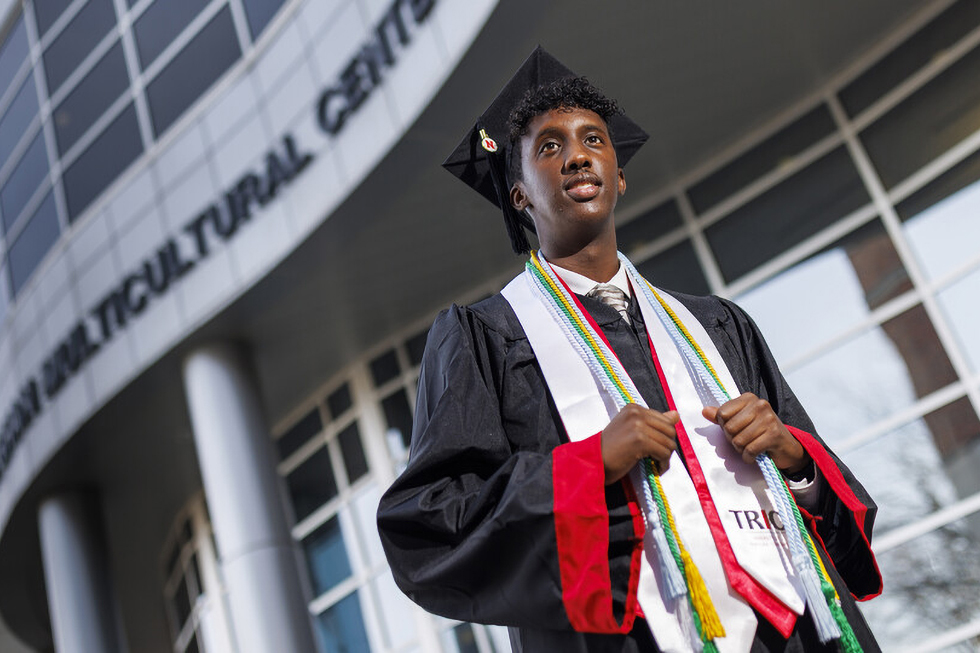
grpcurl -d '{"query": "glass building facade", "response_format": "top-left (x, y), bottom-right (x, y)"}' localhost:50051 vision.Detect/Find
top-left (1, 0), bottom-right (979, 651)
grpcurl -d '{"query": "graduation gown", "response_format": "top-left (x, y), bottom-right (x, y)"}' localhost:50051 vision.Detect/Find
top-left (377, 289), bottom-right (882, 652)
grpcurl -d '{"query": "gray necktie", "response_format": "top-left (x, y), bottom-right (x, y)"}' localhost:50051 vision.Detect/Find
top-left (587, 283), bottom-right (630, 324)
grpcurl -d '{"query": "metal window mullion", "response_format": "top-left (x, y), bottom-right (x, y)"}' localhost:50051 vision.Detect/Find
top-left (45, 25), bottom-right (120, 109)
top-left (836, 381), bottom-right (967, 454)
top-left (34, 0), bottom-right (88, 52)
top-left (138, 0), bottom-right (230, 84)
top-left (693, 129), bottom-right (845, 231)
top-left (56, 87), bottom-right (133, 169)
top-left (111, 0), bottom-right (154, 151)
top-left (676, 188), bottom-right (726, 295)
top-left (0, 59), bottom-right (32, 117)
top-left (2, 177), bottom-right (55, 242)
top-left (848, 18), bottom-right (980, 134)
top-left (888, 123), bottom-right (980, 207)
top-left (722, 203), bottom-right (878, 301)
top-left (350, 363), bottom-right (399, 487)
top-left (873, 489), bottom-right (980, 554)
top-left (226, 0), bottom-right (253, 56)
top-left (827, 92), bottom-right (980, 430)
top-left (0, 116), bottom-right (43, 188)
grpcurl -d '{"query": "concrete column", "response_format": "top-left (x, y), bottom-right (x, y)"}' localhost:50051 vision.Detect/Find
top-left (182, 343), bottom-right (316, 653)
top-left (38, 492), bottom-right (122, 653)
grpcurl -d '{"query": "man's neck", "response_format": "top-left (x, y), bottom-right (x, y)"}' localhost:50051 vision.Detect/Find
top-left (540, 233), bottom-right (619, 283)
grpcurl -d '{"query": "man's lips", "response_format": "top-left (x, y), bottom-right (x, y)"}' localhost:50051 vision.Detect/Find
top-left (564, 173), bottom-right (602, 200)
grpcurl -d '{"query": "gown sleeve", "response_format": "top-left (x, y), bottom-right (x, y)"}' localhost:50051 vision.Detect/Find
top-left (710, 297), bottom-right (883, 601)
top-left (376, 304), bottom-right (644, 633)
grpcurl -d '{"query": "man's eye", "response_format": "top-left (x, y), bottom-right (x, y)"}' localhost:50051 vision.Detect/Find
top-left (586, 135), bottom-right (602, 144)
top-left (540, 142), bottom-right (559, 153)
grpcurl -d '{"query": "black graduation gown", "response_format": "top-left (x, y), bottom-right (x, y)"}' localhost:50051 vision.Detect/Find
top-left (377, 288), bottom-right (883, 652)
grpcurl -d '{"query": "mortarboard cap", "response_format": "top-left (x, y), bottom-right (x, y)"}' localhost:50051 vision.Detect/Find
top-left (442, 46), bottom-right (649, 253)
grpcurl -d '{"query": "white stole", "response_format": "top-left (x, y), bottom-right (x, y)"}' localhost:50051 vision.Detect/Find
top-left (502, 270), bottom-right (804, 653)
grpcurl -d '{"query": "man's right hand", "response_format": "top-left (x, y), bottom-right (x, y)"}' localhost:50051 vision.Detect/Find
top-left (601, 404), bottom-right (680, 484)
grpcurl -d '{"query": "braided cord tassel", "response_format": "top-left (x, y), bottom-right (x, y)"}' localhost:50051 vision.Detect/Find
top-left (527, 253), bottom-right (724, 649)
top-left (621, 254), bottom-right (862, 649)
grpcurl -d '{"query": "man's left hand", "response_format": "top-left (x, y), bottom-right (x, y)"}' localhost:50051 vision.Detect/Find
top-left (702, 393), bottom-right (809, 475)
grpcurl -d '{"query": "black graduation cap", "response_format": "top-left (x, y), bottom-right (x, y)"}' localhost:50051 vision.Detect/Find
top-left (442, 46), bottom-right (649, 253)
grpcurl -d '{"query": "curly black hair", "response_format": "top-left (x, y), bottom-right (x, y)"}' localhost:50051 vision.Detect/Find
top-left (506, 76), bottom-right (622, 184)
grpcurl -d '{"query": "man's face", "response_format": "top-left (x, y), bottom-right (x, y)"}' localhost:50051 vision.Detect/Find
top-left (509, 107), bottom-right (626, 255)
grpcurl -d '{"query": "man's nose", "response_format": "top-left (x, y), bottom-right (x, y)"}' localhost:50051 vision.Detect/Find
top-left (564, 144), bottom-right (591, 171)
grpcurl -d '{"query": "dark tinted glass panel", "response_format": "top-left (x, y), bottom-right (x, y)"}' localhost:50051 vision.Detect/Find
top-left (337, 421), bottom-right (368, 484)
top-left (406, 328), bottom-right (429, 367)
top-left (33, 0), bottom-right (73, 38)
top-left (145, 6), bottom-right (240, 137)
top-left (303, 517), bottom-right (351, 596)
top-left (133, 0), bottom-right (209, 70)
top-left (287, 446), bottom-right (337, 522)
top-left (63, 103), bottom-right (142, 220)
top-left (242, 0), bottom-right (285, 40)
top-left (0, 18), bottom-right (28, 96)
top-left (9, 191), bottom-right (59, 295)
top-left (635, 240), bottom-right (710, 296)
top-left (370, 349), bottom-right (400, 386)
top-left (706, 146), bottom-right (869, 282)
top-left (185, 633), bottom-right (199, 653)
top-left (42, 0), bottom-right (117, 95)
top-left (326, 383), bottom-right (352, 419)
top-left (453, 624), bottom-right (480, 653)
top-left (179, 518), bottom-right (192, 545)
top-left (689, 105), bottom-right (836, 215)
top-left (0, 75), bottom-right (39, 174)
top-left (1, 132), bottom-right (48, 230)
top-left (840, 0), bottom-right (980, 117)
top-left (277, 407), bottom-right (323, 461)
top-left (896, 147), bottom-right (980, 222)
top-left (174, 575), bottom-right (191, 625)
top-left (382, 389), bottom-right (413, 448)
top-left (53, 41), bottom-right (127, 155)
top-left (315, 592), bottom-right (370, 653)
top-left (861, 43), bottom-right (980, 189)
top-left (617, 200), bottom-right (683, 256)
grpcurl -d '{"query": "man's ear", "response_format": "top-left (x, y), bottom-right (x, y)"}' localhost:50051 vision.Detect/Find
top-left (510, 183), bottom-right (529, 211)
top-left (618, 168), bottom-right (627, 196)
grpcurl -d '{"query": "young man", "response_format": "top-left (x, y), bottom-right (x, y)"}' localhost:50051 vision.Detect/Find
top-left (377, 48), bottom-right (881, 652)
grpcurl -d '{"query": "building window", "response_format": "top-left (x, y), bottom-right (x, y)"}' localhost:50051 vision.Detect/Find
top-left (161, 496), bottom-right (234, 653)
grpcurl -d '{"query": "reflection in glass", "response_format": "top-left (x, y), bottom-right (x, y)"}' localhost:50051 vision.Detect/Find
top-left (8, 191), bottom-right (59, 296)
top-left (133, 0), bottom-right (210, 70)
top-left (303, 516), bottom-right (351, 597)
top-left (616, 200), bottom-right (683, 258)
top-left (145, 6), bottom-right (241, 137)
top-left (787, 305), bottom-right (956, 445)
top-left (1, 132), bottom-right (48, 230)
top-left (938, 268), bottom-right (980, 373)
top-left (840, 415), bottom-right (959, 532)
top-left (636, 239), bottom-right (709, 296)
top-left (62, 103), bottom-right (142, 220)
top-left (42, 0), bottom-right (117, 95)
top-left (0, 75), bottom-right (39, 181)
top-left (706, 146), bottom-right (869, 282)
top-left (53, 41), bottom-right (129, 156)
top-left (315, 591), bottom-right (371, 653)
top-left (901, 173), bottom-right (980, 282)
top-left (736, 219), bottom-right (908, 365)
top-left (286, 446), bottom-right (337, 522)
top-left (859, 517), bottom-right (980, 652)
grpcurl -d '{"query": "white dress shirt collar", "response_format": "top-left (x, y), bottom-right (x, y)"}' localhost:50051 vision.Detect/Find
top-left (543, 255), bottom-right (632, 298)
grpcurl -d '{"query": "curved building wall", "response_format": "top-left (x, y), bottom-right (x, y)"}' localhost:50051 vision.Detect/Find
top-left (0, 0), bottom-right (498, 534)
